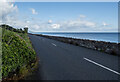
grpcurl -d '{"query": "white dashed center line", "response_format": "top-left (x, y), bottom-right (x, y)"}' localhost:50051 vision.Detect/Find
top-left (84, 57), bottom-right (120, 75)
top-left (52, 43), bottom-right (57, 46)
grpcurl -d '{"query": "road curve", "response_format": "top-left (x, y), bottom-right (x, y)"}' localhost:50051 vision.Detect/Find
top-left (28, 34), bottom-right (119, 80)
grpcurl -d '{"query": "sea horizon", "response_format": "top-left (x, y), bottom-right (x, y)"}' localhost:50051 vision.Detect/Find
top-left (31, 32), bottom-right (119, 43)
top-left (31, 31), bottom-right (119, 33)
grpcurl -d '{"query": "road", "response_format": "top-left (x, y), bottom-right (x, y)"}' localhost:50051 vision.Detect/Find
top-left (28, 34), bottom-right (119, 80)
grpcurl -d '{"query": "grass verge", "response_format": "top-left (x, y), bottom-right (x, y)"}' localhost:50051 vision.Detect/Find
top-left (1, 26), bottom-right (38, 81)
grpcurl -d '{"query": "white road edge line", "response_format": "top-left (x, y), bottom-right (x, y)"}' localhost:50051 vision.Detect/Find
top-left (52, 43), bottom-right (57, 46)
top-left (84, 57), bottom-right (120, 75)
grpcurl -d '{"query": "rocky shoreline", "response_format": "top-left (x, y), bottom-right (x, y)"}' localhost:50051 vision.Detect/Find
top-left (31, 34), bottom-right (119, 56)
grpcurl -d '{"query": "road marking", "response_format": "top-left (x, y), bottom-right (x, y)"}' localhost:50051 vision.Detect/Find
top-left (84, 57), bottom-right (120, 75)
top-left (52, 43), bottom-right (57, 46)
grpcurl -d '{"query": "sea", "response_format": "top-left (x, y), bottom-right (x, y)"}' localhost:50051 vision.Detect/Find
top-left (34, 32), bottom-right (119, 43)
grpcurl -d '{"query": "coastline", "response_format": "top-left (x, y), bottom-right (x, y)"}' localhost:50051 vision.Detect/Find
top-left (37, 32), bottom-right (119, 43)
top-left (31, 33), bottom-right (119, 56)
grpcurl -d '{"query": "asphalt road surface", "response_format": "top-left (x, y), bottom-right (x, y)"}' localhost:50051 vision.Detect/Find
top-left (28, 34), bottom-right (119, 80)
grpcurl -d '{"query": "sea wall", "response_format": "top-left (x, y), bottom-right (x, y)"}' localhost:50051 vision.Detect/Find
top-left (33, 34), bottom-right (119, 56)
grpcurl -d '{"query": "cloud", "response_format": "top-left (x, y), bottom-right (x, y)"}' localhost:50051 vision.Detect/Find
top-left (26, 21), bottom-right (30, 23)
top-left (51, 24), bottom-right (60, 29)
top-left (0, 1), bottom-right (39, 30)
top-left (48, 20), bottom-right (52, 24)
top-left (27, 18), bottom-right (96, 32)
top-left (79, 15), bottom-right (86, 18)
top-left (0, 0), bottom-right (24, 28)
top-left (0, 1), bottom-right (115, 32)
top-left (60, 19), bottom-right (96, 29)
top-left (30, 8), bottom-right (38, 15)
top-left (32, 24), bottom-right (40, 30)
top-left (102, 22), bottom-right (109, 26)
top-left (0, 0), bottom-right (18, 22)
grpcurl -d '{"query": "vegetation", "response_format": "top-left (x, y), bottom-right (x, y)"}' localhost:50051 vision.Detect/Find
top-left (1, 25), bottom-right (37, 80)
top-left (0, 24), bottom-right (26, 33)
top-left (0, 27), bottom-right (2, 81)
top-left (24, 28), bottom-right (28, 33)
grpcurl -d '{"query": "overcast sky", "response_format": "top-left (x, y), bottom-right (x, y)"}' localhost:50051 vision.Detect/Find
top-left (0, 0), bottom-right (118, 32)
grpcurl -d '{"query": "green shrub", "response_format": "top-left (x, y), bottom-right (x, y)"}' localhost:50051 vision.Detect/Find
top-left (0, 27), bottom-right (2, 81)
top-left (2, 28), bottom-right (36, 78)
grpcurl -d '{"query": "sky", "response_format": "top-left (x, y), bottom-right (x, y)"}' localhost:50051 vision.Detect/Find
top-left (0, 0), bottom-right (118, 32)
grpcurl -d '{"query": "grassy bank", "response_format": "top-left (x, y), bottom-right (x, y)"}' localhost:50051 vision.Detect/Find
top-left (1, 25), bottom-right (38, 80)
top-left (0, 27), bottom-right (2, 81)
